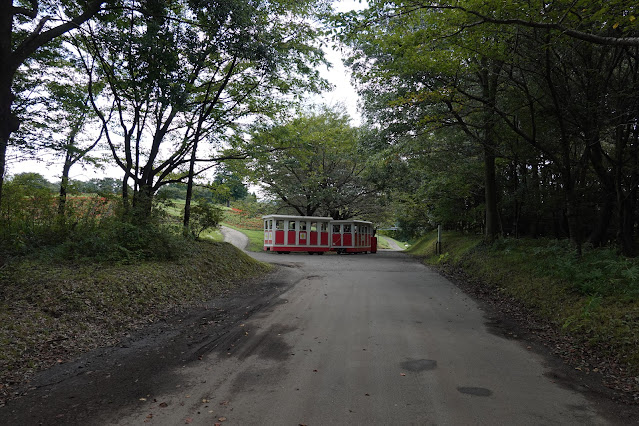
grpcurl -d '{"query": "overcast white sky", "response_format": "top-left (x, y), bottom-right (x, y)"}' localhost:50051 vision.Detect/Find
top-left (6, 0), bottom-right (368, 183)
top-left (316, 0), bottom-right (367, 125)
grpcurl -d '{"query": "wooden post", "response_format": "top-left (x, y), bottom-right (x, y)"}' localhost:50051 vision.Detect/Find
top-left (436, 225), bottom-right (442, 254)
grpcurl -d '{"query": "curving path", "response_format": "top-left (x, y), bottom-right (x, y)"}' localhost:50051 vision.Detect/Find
top-left (220, 225), bottom-right (249, 250)
top-left (378, 235), bottom-right (405, 251)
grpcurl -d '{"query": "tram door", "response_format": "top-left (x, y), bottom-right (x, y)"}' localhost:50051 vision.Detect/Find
top-left (309, 222), bottom-right (318, 245)
top-left (332, 224), bottom-right (342, 246)
top-left (342, 224), bottom-right (352, 246)
top-left (286, 220), bottom-right (296, 245)
top-left (299, 221), bottom-right (308, 246)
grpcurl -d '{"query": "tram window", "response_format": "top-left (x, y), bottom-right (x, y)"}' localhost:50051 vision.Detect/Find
top-left (333, 224), bottom-right (341, 233)
top-left (300, 222), bottom-right (307, 231)
top-left (276, 220), bottom-right (284, 230)
top-left (264, 220), bottom-right (268, 230)
top-left (344, 225), bottom-right (351, 233)
top-left (270, 220), bottom-right (274, 230)
top-left (310, 222), bottom-right (317, 231)
top-left (288, 221), bottom-right (296, 231)
top-left (354, 225), bottom-right (358, 233)
top-left (321, 222), bottom-right (328, 232)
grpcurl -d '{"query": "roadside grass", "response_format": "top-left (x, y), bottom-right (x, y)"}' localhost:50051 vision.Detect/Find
top-left (409, 232), bottom-right (639, 373)
top-left (0, 240), bottom-right (271, 402)
top-left (376, 236), bottom-right (391, 250)
top-left (199, 227), bottom-right (224, 242)
top-left (162, 198), bottom-right (185, 217)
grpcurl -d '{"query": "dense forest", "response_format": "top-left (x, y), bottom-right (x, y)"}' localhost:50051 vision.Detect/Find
top-left (335, 0), bottom-right (639, 256)
top-left (2, 0), bottom-right (639, 259)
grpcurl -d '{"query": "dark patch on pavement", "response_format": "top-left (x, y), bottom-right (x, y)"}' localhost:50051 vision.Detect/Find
top-left (457, 387), bottom-right (493, 397)
top-left (235, 324), bottom-right (297, 362)
top-left (400, 359), bottom-right (437, 372)
top-left (229, 365), bottom-right (287, 395)
top-left (305, 275), bottom-right (323, 280)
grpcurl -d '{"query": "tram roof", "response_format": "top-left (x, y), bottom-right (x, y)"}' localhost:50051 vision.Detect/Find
top-left (329, 219), bottom-right (373, 225)
top-left (262, 214), bottom-right (334, 221)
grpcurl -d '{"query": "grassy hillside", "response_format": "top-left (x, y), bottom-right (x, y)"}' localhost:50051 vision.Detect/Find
top-left (0, 241), bottom-right (271, 403)
top-left (409, 232), bottom-right (639, 379)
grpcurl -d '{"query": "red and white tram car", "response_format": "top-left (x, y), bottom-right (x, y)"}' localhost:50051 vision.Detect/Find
top-left (330, 220), bottom-right (375, 254)
top-left (263, 214), bottom-right (377, 254)
top-left (263, 215), bottom-right (333, 254)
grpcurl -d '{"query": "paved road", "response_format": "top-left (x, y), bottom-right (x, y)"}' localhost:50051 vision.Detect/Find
top-left (113, 251), bottom-right (608, 425)
top-left (220, 226), bottom-right (249, 250)
top-left (379, 235), bottom-right (405, 251)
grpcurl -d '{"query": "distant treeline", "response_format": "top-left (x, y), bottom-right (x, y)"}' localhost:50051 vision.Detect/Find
top-left (6, 174), bottom-right (250, 204)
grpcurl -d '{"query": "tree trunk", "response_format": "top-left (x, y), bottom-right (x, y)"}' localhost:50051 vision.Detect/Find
top-left (477, 60), bottom-right (502, 242)
top-left (121, 174), bottom-right (130, 214)
top-left (563, 169), bottom-right (582, 256)
top-left (484, 144), bottom-right (499, 241)
top-left (0, 80), bottom-right (19, 208)
top-left (132, 182), bottom-right (154, 224)
top-left (58, 155), bottom-right (73, 216)
top-left (618, 194), bottom-right (636, 256)
top-left (588, 190), bottom-right (614, 247)
top-left (183, 139), bottom-right (198, 236)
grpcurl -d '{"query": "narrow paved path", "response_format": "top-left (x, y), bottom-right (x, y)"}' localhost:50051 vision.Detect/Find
top-left (220, 225), bottom-right (249, 250)
top-left (111, 251), bottom-right (610, 425)
top-left (379, 235), bottom-right (405, 251)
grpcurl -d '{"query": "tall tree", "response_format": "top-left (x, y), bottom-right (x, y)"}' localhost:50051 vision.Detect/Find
top-left (335, 2), bottom-right (516, 239)
top-left (240, 106), bottom-right (380, 219)
top-left (0, 0), bottom-right (109, 206)
top-left (334, 0), bottom-right (639, 254)
top-left (80, 0), bottom-right (328, 225)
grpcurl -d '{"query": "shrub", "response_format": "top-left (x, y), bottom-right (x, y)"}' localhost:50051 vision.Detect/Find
top-left (187, 201), bottom-right (224, 240)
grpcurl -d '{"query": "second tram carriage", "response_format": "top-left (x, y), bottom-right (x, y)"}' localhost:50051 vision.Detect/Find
top-left (262, 214), bottom-right (377, 254)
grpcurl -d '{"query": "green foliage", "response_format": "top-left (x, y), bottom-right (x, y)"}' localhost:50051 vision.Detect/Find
top-left (187, 201), bottom-right (224, 240)
top-left (0, 174), bottom-right (59, 256)
top-left (53, 218), bottom-right (184, 263)
top-left (0, 173), bottom-right (193, 264)
top-left (331, 0), bottom-right (639, 254)
top-left (209, 167), bottom-right (249, 205)
top-left (73, 0), bottom-right (330, 226)
top-left (240, 105), bottom-right (381, 219)
top-left (526, 241), bottom-right (639, 299)
top-left (69, 178), bottom-right (124, 196)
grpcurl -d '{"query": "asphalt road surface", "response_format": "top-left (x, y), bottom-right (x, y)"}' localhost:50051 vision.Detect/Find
top-left (1, 247), bottom-right (627, 425)
top-left (114, 250), bottom-right (608, 425)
